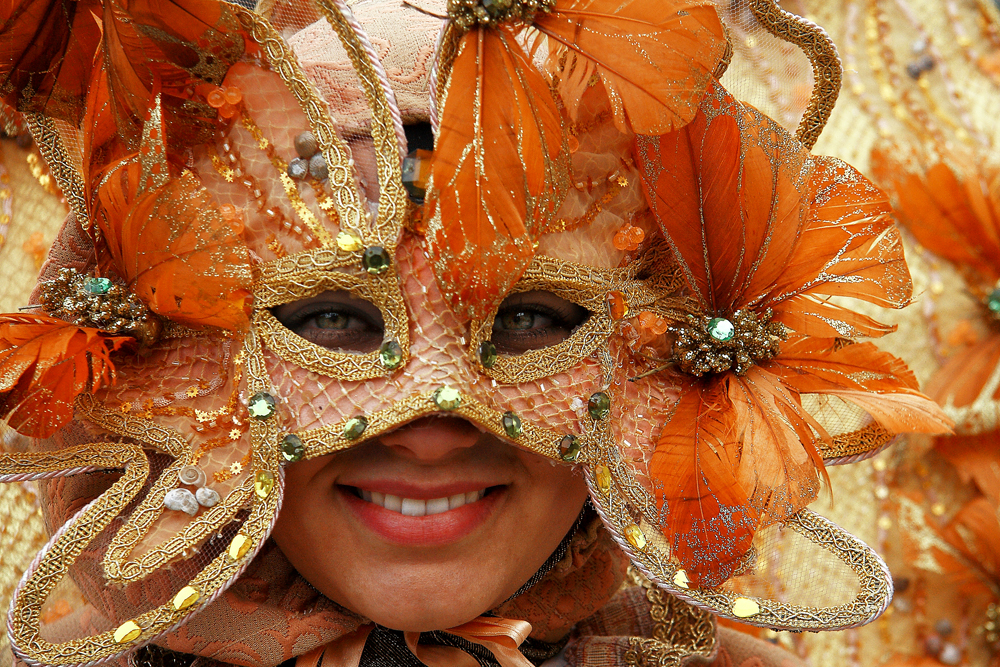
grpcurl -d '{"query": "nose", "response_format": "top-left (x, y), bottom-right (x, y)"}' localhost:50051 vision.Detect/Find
top-left (378, 416), bottom-right (482, 461)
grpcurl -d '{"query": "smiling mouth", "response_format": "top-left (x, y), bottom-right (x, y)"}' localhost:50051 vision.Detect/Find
top-left (350, 487), bottom-right (493, 517)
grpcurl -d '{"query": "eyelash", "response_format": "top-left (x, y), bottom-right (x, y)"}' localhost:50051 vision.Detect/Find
top-left (281, 303), bottom-right (376, 329)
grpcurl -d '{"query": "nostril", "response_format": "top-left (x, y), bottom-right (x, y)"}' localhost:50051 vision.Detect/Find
top-left (378, 415), bottom-right (483, 460)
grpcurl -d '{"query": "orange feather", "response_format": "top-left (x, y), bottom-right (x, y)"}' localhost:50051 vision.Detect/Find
top-left (1, 0), bottom-right (245, 156)
top-left (425, 26), bottom-right (568, 319)
top-left (871, 146), bottom-right (1000, 287)
top-left (773, 336), bottom-right (953, 435)
top-left (93, 164), bottom-right (252, 331)
top-left (650, 382), bottom-right (758, 586)
top-left (539, 0), bottom-right (726, 135)
top-left (933, 433), bottom-right (1000, 505)
top-left (0, 314), bottom-right (132, 438)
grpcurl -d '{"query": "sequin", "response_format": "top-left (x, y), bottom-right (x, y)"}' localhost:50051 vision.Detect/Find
top-left (228, 534), bottom-right (251, 561)
top-left (379, 340), bottom-right (404, 369)
top-left (732, 597), bottom-right (761, 618)
top-left (343, 416), bottom-right (369, 440)
top-left (478, 340), bottom-right (497, 369)
top-left (595, 464), bottom-right (611, 494)
top-left (707, 317), bottom-right (735, 342)
top-left (432, 386), bottom-right (462, 411)
top-left (83, 276), bottom-right (112, 294)
top-left (247, 392), bottom-right (276, 420)
top-left (673, 570), bottom-right (691, 589)
top-left (281, 434), bottom-right (305, 462)
top-left (587, 392), bottom-right (610, 419)
top-left (625, 524), bottom-right (646, 550)
top-left (336, 231), bottom-right (364, 252)
top-left (988, 288), bottom-right (1000, 314)
top-left (114, 621), bottom-right (142, 644)
top-left (362, 246), bottom-right (391, 274)
top-left (171, 586), bottom-right (200, 611)
top-left (253, 470), bottom-right (275, 498)
top-left (606, 290), bottom-right (628, 319)
top-left (501, 411), bottom-right (522, 438)
top-left (559, 435), bottom-right (581, 461)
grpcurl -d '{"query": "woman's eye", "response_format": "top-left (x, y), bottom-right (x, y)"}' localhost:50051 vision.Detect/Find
top-left (492, 291), bottom-right (589, 354)
top-left (272, 291), bottom-right (385, 353)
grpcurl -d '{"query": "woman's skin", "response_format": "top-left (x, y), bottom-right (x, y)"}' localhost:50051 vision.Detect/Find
top-left (270, 290), bottom-right (591, 631)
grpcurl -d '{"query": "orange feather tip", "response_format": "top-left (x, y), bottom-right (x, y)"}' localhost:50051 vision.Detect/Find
top-left (0, 314), bottom-right (133, 438)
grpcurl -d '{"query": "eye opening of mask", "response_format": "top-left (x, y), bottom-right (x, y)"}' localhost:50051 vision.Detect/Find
top-left (271, 290), bottom-right (386, 354)
top-left (491, 290), bottom-right (591, 355)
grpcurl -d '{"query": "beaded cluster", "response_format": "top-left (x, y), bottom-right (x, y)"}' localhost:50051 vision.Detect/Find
top-left (671, 308), bottom-right (787, 376)
top-left (447, 0), bottom-right (556, 30)
top-left (38, 267), bottom-right (160, 343)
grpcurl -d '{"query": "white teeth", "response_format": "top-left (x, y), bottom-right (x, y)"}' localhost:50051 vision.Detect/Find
top-left (426, 497), bottom-right (450, 515)
top-left (361, 489), bottom-right (487, 515)
top-left (384, 494), bottom-right (402, 512)
top-left (401, 498), bottom-right (425, 516)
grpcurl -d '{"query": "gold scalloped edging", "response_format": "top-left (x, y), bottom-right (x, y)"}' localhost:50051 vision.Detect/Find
top-left (747, 0), bottom-right (842, 149)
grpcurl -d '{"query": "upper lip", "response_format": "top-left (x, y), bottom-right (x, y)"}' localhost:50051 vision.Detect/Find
top-left (339, 481), bottom-right (504, 500)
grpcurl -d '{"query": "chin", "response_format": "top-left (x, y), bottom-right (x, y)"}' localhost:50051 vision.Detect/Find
top-left (344, 567), bottom-right (505, 632)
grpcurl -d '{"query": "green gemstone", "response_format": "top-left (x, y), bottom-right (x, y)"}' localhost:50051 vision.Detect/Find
top-left (280, 434), bottom-right (305, 463)
top-left (558, 435), bottom-right (581, 462)
top-left (343, 416), bottom-right (368, 440)
top-left (84, 277), bottom-right (113, 295)
top-left (379, 340), bottom-right (404, 369)
top-left (362, 246), bottom-right (391, 275)
top-left (432, 386), bottom-right (462, 411)
top-left (988, 288), bottom-right (1000, 313)
top-left (478, 341), bottom-right (497, 369)
top-left (707, 317), bottom-right (735, 342)
top-left (587, 392), bottom-right (610, 420)
top-left (501, 411), bottom-right (522, 439)
top-left (248, 392), bottom-right (277, 420)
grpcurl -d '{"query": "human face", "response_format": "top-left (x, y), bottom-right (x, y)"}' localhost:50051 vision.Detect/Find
top-left (271, 417), bottom-right (589, 631)
top-left (269, 279), bottom-right (592, 631)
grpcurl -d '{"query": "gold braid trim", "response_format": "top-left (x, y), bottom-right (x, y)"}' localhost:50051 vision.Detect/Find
top-left (623, 574), bottom-right (717, 667)
top-left (24, 113), bottom-right (89, 231)
top-left (747, 0), bottom-right (842, 149)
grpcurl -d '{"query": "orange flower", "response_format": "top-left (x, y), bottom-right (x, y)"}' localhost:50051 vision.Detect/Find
top-left (635, 84), bottom-right (952, 585)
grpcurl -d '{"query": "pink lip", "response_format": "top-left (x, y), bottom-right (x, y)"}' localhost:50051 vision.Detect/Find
top-left (340, 485), bottom-right (504, 546)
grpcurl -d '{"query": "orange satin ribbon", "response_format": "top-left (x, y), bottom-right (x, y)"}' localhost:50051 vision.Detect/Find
top-left (296, 616), bottom-right (534, 667)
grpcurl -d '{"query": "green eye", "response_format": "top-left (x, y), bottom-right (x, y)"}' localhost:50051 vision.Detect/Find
top-left (499, 310), bottom-right (535, 331)
top-left (316, 312), bottom-right (350, 329)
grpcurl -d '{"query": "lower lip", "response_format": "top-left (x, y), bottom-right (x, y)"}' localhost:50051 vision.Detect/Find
top-left (340, 486), bottom-right (504, 546)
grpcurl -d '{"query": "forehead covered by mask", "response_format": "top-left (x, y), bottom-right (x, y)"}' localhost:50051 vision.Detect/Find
top-left (0, 0), bottom-right (953, 665)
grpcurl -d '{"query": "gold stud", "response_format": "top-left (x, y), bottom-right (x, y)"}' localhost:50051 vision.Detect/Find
top-left (595, 465), bottom-right (611, 495)
top-left (172, 586), bottom-right (200, 611)
top-left (732, 597), bottom-right (760, 618)
top-left (624, 524), bottom-right (646, 550)
top-left (113, 620), bottom-right (142, 644)
top-left (228, 534), bottom-right (251, 560)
